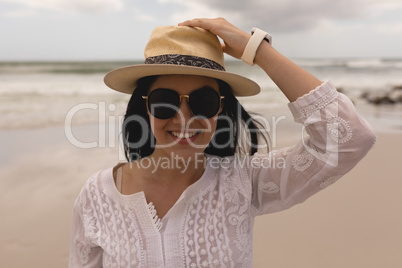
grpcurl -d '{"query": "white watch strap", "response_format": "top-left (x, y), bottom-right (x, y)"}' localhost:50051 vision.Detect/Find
top-left (251, 27), bottom-right (272, 45)
top-left (241, 28), bottom-right (272, 66)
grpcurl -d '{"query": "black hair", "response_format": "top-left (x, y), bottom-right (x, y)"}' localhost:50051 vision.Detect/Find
top-left (122, 76), bottom-right (269, 161)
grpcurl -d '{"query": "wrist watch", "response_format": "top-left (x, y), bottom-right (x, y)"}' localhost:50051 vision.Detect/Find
top-left (241, 28), bottom-right (272, 66)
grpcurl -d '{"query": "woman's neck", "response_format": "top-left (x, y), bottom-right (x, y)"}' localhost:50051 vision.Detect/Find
top-left (133, 152), bottom-right (207, 187)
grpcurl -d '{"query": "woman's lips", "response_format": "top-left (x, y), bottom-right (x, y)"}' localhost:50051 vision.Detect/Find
top-left (169, 131), bottom-right (201, 144)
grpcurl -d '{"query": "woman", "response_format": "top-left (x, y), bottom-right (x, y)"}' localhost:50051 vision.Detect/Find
top-left (69, 18), bottom-right (376, 267)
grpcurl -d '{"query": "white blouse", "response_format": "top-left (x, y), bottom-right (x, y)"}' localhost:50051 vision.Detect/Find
top-left (69, 81), bottom-right (376, 267)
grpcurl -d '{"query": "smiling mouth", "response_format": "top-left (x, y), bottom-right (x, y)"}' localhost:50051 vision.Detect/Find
top-left (170, 131), bottom-right (200, 139)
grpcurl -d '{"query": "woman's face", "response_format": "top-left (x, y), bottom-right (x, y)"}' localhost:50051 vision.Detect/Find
top-left (147, 75), bottom-right (222, 160)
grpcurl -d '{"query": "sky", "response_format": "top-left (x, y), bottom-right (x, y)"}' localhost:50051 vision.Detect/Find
top-left (1, 0), bottom-right (402, 61)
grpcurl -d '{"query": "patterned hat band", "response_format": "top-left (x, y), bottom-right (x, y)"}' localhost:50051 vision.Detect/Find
top-left (144, 54), bottom-right (226, 71)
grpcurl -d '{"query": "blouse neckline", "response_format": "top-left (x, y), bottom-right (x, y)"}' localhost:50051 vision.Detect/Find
top-left (103, 155), bottom-right (219, 228)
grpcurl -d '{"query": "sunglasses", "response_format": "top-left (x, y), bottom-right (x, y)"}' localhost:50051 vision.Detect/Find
top-left (142, 87), bottom-right (224, 119)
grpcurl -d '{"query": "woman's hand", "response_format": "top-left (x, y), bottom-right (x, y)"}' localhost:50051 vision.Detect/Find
top-left (178, 18), bottom-right (250, 59)
top-left (180, 17), bottom-right (322, 102)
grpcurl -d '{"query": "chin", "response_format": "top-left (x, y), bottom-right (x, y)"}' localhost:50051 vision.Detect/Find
top-left (171, 148), bottom-right (206, 159)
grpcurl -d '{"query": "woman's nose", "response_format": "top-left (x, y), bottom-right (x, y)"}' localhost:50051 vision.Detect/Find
top-left (172, 97), bottom-right (193, 123)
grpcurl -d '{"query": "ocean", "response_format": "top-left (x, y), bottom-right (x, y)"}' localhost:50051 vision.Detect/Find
top-left (1, 59), bottom-right (402, 131)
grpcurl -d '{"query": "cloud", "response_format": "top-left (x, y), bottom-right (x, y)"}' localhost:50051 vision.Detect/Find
top-left (3, 8), bottom-right (36, 18)
top-left (1, 0), bottom-right (123, 14)
top-left (137, 14), bottom-right (157, 22)
top-left (371, 22), bottom-right (402, 35)
top-left (161, 0), bottom-right (402, 32)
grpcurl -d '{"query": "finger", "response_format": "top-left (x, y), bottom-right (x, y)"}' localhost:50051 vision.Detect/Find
top-left (178, 18), bottom-right (204, 27)
top-left (178, 18), bottom-right (221, 34)
top-left (221, 43), bottom-right (226, 52)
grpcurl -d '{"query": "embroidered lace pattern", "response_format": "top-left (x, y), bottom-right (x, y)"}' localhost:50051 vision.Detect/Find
top-left (222, 166), bottom-right (253, 267)
top-left (259, 181), bottom-right (280, 194)
top-left (184, 190), bottom-right (232, 267)
top-left (327, 116), bottom-right (353, 143)
top-left (289, 80), bottom-right (339, 122)
top-left (74, 176), bottom-right (144, 267)
top-left (181, 160), bottom-right (254, 268)
top-left (292, 151), bottom-right (315, 171)
top-left (70, 80), bottom-right (376, 267)
top-left (251, 153), bottom-right (281, 194)
top-left (320, 176), bottom-right (341, 189)
top-left (76, 242), bottom-right (91, 264)
top-left (147, 202), bottom-right (162, 230)
top-left (282, 146), bottom-right (295, 156)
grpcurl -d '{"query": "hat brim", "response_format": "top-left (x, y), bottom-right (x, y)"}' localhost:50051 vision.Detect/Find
top-left (104, 64), bottom-right (260, 97)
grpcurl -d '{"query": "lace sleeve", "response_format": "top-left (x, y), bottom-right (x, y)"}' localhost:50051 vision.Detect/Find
top-left (248, 80), bottom-right (376, 216)
top-left (69, 191), bottom-right (103, 267)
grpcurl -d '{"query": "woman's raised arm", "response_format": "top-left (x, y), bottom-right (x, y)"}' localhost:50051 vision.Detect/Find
top-left (179, 17), bottom-right (321, 102)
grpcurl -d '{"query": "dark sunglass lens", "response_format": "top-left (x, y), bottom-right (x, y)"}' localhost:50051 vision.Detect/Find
top-left (147, 89), bottom-right (179, 119)
top-left (189, 87), bottom-right (220, 118)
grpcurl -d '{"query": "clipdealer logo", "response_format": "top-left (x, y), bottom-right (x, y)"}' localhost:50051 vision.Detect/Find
top-left (64, 101), bottom-right (288, 162)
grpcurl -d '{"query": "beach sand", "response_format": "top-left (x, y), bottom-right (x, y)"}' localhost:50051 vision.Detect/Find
top-left (253, 130), bottom-right (402, 268)
top-left (0, 113), bottom-right (401, 267)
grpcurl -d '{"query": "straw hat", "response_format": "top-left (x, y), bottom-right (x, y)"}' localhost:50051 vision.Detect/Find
top-left (104, 26), bottom-right (260, 96)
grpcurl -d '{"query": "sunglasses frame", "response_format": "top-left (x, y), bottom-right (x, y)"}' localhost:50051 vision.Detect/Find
top-left (142, 87), bottom-right (225, 119)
